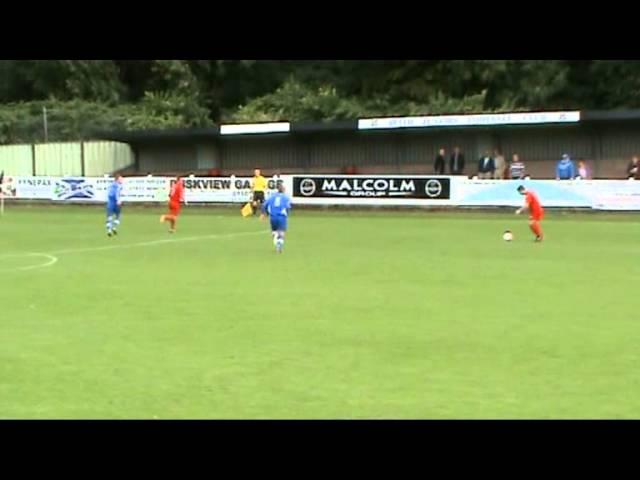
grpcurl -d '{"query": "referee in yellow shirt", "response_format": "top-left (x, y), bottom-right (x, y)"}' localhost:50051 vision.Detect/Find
top-left (251, 168), bottom-right (267, 215)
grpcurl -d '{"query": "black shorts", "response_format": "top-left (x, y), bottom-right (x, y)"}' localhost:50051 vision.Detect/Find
top-left (253, 191), bottom-right (265, 203)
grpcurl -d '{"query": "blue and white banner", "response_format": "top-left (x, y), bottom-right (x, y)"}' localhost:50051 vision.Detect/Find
top-left (12, 175), bottom-right (286, 204)
top-left (457, 179), bottom-right (593, 207)
top-left (456, 179), bottom-right (640, 210)
top-left (122, 177), bottom-right (169, 202)
top-left (591, 180), bottom-right (640, 210)
top-left (14, 177), bottom-right (55, 199)
top-left (358, 111), bottom-right (580, 130)
top-left (52, 177), bottom-right (104, 201)
top-left (8, 175), bottom-right (640, 210)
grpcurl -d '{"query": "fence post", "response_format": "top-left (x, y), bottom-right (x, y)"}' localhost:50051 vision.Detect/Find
top-left (80, 141), bottom-right (85, 177)
top-left (31, 143), bottom-right (36, 175)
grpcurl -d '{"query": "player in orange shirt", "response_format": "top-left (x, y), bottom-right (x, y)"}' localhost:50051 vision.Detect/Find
top-left (516, 185), bottom-right (544, 242)
top-left (160, 176), bottom-right (186, 233)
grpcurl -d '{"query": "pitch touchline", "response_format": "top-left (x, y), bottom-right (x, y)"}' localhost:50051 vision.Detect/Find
top-left (46, 230), bottom-right (266, 256)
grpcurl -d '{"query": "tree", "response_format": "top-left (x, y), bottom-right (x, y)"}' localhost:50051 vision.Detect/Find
top-left (0, 60), bottom-right (125, 104)
top-left (62, 61), bottom-right (124, 103)
top-left (4, 60), bottom-right (640, 144)
top-left (187, 60), bottom-right (295, 121)
top-left (148, 60), bottom-right (201, 98)
top-left (584, 60), bottom-right (640, 109)
top-left (226, 77), bottom-right (490, 122)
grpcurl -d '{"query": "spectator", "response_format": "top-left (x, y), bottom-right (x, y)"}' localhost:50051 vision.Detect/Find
top-left (434, 148), bottom-right (446, 175)
top-left (556, 153), bottom-right (576, 180)
top-left (477, 150), bottom-right (495, 179)
top-left (628, 156), bottom-right (639, 179)
top-left (576, 159), bottom-right (591, 180)
top-left (493, 149), bottom-right (506, 179)
top-left (449, 146), bottom-right (465, 175)
top-left (509, 153), bottom-right (526, 179)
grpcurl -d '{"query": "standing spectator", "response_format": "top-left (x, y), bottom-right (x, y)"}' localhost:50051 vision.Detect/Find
top-left (556, 153), bottom-right (576, 180)
top-left (576, 159), bottom-right (591, 180)
top-left (493, 149), bottom-right (506, 179)
top-left (449, 146), bottom-right (465, 175)
top-left (628, 156), bottom-right (639, 179)
top-left (477, 150), bottom-right (495, 179)
top-left (509, 153), bottom-right (526, 179)
top-left (434, 147), bottom-right (446, 175)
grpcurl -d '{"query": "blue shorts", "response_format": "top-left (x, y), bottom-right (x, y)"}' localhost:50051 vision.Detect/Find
top-left (270, 216), bottom-right (287, 232)
top-left (107, 201), bottom-right (121, 216)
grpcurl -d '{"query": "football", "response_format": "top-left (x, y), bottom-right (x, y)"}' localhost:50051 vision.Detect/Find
top-left (503, 230), bottom-right (513, 242)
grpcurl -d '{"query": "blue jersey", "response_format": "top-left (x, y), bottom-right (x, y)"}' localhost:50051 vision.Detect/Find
top-left (262, 192), bottom-right (292, 217)
top-left (107, 181), bottom-right (122, 204)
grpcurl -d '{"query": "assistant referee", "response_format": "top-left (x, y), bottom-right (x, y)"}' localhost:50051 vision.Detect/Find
top-left (251, 168), bottom-right (267, 215)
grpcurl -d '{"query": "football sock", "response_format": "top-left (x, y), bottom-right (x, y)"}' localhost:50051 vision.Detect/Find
top-left (531, 222), bottom-right (543, 238)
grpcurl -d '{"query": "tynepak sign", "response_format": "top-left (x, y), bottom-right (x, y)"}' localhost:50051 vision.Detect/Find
top-left (293, 176), bottom-right (451, 199)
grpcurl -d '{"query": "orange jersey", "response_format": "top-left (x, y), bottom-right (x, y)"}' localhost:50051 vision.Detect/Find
top-left (170, 180), bottom-right (185, 203)
top-left (526, 191), bottom-right (543, 218)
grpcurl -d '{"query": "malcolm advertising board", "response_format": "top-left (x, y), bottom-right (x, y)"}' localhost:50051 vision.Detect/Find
top-left (291, 175), bottom-right (453, 206)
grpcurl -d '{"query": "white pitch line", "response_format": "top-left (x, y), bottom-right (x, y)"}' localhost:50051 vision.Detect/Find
top-left (19, 254), bottom-right (59, 271)
top-left (0, 253), bottom-right (59, 273)
top-left (1, 230), bottom-right (267, 273)
top-left (46, 230), bottom-right (266, 256)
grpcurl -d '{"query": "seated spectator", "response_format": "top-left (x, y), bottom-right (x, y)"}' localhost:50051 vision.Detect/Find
top-left (576, 159), bottom-right (591, 179)
top-left (628, 156), bottom-right (639, 179)
top-left (493, 149), bottom-right (506, 179)
top-left (477, 150), bottom-right (495, 179)
top-left (556, 153), bottom-right (576, 180)
top-left (509, 154), bottom-right (526, 179)
top-left (434, 148), bottom-right (446, 175)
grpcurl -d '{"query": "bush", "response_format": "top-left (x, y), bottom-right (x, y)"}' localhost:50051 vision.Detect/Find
top-left (0, 95), bottom-right (213, 144)
top-left (225, 78), bottom-right (498, 123)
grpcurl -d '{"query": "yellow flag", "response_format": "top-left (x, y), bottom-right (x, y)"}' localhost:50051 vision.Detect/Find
top-left (241, 202), bottom-right (253, 217)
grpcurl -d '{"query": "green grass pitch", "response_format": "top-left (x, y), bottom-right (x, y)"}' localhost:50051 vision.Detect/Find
top-left (1, 205), bottom-right (639, 419)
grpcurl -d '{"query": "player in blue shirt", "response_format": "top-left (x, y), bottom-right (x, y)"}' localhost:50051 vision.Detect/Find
top-left (106, 175), bottom-right (124, 237)
top-left (260, 183), bottom-right (292, 253)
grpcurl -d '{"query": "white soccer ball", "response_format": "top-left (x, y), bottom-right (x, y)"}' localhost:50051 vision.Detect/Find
top-left (503, 231), bottom-right (513, 242)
